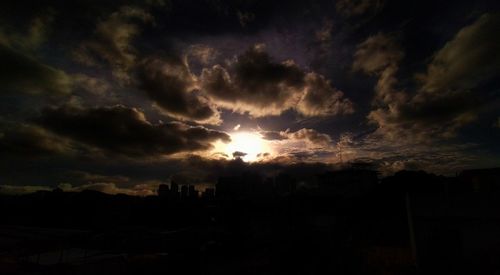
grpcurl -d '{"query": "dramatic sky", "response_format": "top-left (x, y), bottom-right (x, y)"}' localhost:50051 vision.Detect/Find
top-left (1, 0), bottom-right (499, 195)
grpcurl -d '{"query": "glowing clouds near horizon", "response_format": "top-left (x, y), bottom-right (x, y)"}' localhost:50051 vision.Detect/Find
top-left (213, 131), bottom-right (272, 162)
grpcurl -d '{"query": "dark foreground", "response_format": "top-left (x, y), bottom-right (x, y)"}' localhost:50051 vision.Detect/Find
top-left (1, 168), bottom-right (500, 275)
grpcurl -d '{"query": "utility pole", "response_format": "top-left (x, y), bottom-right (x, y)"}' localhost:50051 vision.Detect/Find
top-left (406, 192), bottom-right (418, 269)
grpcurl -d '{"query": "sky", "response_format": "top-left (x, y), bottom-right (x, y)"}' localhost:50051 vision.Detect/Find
top-left (0, 0), bottom-right (499, 195)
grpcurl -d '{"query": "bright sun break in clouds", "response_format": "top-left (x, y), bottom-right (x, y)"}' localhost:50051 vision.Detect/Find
top-left (213, 131), bottom-right (272, 162)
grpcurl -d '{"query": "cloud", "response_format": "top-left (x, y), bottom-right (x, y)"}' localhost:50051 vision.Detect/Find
top-left (179, 154), bottom-right (333, 182)
top-left (0, 44), bottom-right (71, 95)
top-left (0, 119), bottom-right (75, 156)
top-left (262, 128), bottom-right (333, 148)
top-left (186, 44), bottom-right (218, 65)
top-left (0, 11), bottom-right (72, 119)
top-left (331, 131), bottom-right (479, 176)
top-left (65, 170), bottom-right (130, 185)
top-left (404, 13), bottom-right (500, 138)
top-left (336, 0), bottom-right (385, 18)
top-left (354, 15), bottom-right (500, 144)
top-left (353, 33), bottom-right (403, 75)
top-left (348, 18), bottom-right (500, 172)
top-left (237, 11), bottom-right (255, 27)
top-left (416, 13), bottom-right (500, 97)
top-left (70, 73), bottom-right (121, 107)
top-left (200, 45), bottom-right (304, 116)
top-left (296, 73), bottom-right (354, 116)
top-left (58, 181), bottom-right (160, 196)
top-left (311, 19), bottom-right (334, 63)
top-left (73, 6), bottom-right (153, 82)
top-left (0, 12), bottom-right (53, 51)
top-left (0, 185), bottom-right (51, 195)
top-left (261, 130), bottom-right (287, 141)
top-left (353, 33), bottom-right (405, 104)
top-left (286, 128), bottom-right (332, 147)
top-left (73, 73), bottom-right (113, 96)
top-left (200, 45), bottom-right (354, 117)
top-left (232, 151), bottom-right (247, 158)
top-left (0, 179), bottom-right (158, 196)
top-left (315, 19), bottom-right (333, 44)
top-left (137, 56), bottom-right (222, 125)
top-left (37, 105), bottom-right (230, 157)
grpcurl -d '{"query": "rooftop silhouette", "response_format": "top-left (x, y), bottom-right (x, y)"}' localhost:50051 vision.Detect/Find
top-left (1, 167), bottom-right (500, 274)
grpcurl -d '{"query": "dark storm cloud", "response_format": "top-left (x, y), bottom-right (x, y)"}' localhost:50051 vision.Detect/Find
top-left (336, 0), bottom-right (385, 18)
top-left (36, 105), bottom-right (230, 157)
top-left (137, 56), bottom-right (221, 124)
top-left (415, 13), bottom-right (500, 98)
top-left (404, 12), bottom-right (500, 138)
top-left (352, 32), bottom-right (405, 105)
top-left (354, 14), bottom-right (500, 143)
top-left (73, 74), bottom-right (113, 97)
top-left (71, 73), bottom-right (122, 107)
top-left (186, 45), bottom-right (218, 65)
top-left (73, 6), bottom-right (154, 82)
top-left (237, 11), bottom-right (255, 28)
top-left (0, 44), bottom-right (71, 95)
top-left (232, 151), bottom-right (247, 158)
top-left (0, 185), bottom-right (51, 195)
top-left (297, 73), bottom-right (355, 117)
top-left (352, 33), bottom-right (402, 75)
top-left (65, 170), bottom-right (130, 184)
top-left (0, 0), bottom-right (499, 190)
top-left (179, 154), bottom-right (332, 182)
top-left (310, 19), bottom-right (334, 65)
top-left (0, 11), bottom-right (53, 51)
top-left (200, 45), bottom-right (354, 117)
top-left (0, 119), bottom-right (74, 156)
top-left (0, 0), bottom-right (281, 41)
top-left (200, 44), bottom-right (305, 116)
top-left (261, 130), bottom-right (287, 141)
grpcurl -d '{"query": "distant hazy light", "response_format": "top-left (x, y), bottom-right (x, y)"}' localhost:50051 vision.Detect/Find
top-left (213, 131), bottom-right (270, 162)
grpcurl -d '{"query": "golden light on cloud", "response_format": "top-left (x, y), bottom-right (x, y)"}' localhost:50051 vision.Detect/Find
top-left (212, 131), bottom-right (271, 162)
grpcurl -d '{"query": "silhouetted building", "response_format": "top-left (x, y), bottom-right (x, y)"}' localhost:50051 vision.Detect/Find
top-left (216, 172), bottom-right (264, 199)
top-left (274, 173), bottom-right (296, 196)
top-left (317, 169), bottom-right (378, 197)
top-left (372, 169), bottom-right (500, 274)
top-left (170, 181), bottom-right (179, 200)
top-left (157, 183), bottom-right (170, 198)
top-left (217, 176), bottom-right (244, 199)
top-left (349, 161), bottom-right (374, 170)
top-left (188, 185), bottom-right (198, 199)
top-left (458, 167), bottom-right (500, 193)
top-left (202, 188), bottom-right (215, 200)
top-left (180, 185), bottom-right (188, 199)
